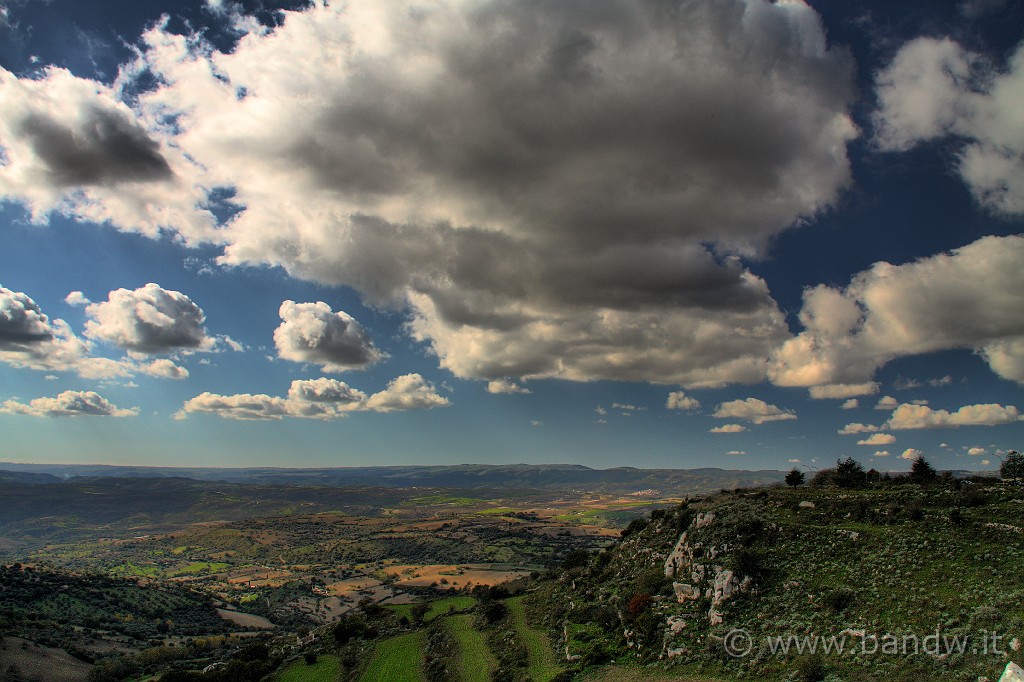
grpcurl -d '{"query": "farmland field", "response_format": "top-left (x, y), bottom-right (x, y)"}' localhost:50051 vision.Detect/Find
top-left (271, 653), bottom-right (341, 682)
top-left (506, 595), bottom-right (561, 682)
top-left (359, 631), bottom-right (427, 682)
top-left (445, 614), bottom-right (497, 681)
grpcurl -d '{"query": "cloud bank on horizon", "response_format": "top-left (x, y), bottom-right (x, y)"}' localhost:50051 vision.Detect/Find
top-left (0, 0), bottom-right (1021, 468)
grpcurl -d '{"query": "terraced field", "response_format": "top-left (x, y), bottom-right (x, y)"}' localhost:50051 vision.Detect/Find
top-left (359, 631), bottom-right (427, 682)
top-left (271, 653), bottom-right (341, 682)
top-left (445, 614), bottom-right (497, 681)
top-left (506, 595), bottom-right (562, 682)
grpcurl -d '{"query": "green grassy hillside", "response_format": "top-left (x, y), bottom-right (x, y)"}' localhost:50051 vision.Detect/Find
top-left (529, 475), bottom-right (1024, 681)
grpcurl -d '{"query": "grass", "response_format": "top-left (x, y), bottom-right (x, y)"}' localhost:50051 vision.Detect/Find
top-left (169, 561), bottom-right (231, 576)
top-left (359, 631), bottom-right (427, 682)
top-left (444, 614), bottom-right (497, 681)
top-left (271, 654), bottom-right (341, 682)
top-left (424, 595), bottom-right (476, 623)
top-left (384, 603), bottom-right (414, 621)
top-left (506, 595), bottom-right (561, 682)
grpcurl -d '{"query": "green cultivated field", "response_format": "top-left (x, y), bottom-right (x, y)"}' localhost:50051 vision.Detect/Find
top-left (271, 654), bottom-right (341, 682)
top-left (445, 614), bottom-right (497, 681)
top-left (359, 631), bottom-right (427, 682)
top-left (424, 595), bottom-right (476, 623)
top-left (506, 595), bottom-right (561, 682)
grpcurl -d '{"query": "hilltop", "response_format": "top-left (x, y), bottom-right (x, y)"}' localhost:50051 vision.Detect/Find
top-left (530, 473), bottom-right (1024, 681)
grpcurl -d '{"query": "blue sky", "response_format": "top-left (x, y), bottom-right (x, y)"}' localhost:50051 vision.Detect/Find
top-left (0, 0), bottom-right (1022, 471)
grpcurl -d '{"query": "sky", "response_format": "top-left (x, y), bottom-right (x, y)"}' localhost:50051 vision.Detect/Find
top-left (0, 0), bottom-right (1022, 472)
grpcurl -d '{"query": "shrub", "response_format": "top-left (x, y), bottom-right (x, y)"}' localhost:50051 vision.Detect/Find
top-left (823, 588), bottom-right (855, 613)
top-left (794, 654), bottom-right (827, 682)
top-left (620, 517), bottom-right (649, 538)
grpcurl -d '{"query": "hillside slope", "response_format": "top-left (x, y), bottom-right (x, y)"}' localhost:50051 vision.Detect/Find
top-left (531, 478), bottom-right (1024, 681)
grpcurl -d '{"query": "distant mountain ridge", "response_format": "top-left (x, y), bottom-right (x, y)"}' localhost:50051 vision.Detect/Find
top-left (0, 462), bottom-right (786, 492)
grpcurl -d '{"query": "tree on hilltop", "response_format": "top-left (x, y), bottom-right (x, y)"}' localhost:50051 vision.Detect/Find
top-left (909, 456), bottom-right (938, 485)
top-left (834, 457), bottom-right (867, 488)
top-left (785, 468), bottom-right (805, 486)
top-left (1001, 451), bottom-right (1024, 480)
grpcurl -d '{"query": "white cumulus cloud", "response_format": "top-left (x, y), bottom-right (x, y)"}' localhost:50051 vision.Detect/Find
top-left (769, 235), bottom-right (1024, 389)
top-left (875, 37), bottom-right (1024, 215)
top-left (838, 423), bottom-right (881, 435)
top-left (486, 379), bottom-right (531, 395)
top-left (713, 397), bottom-right (796, 425)
top-left (274, 300), bottom-right (382, 372)
top-left (900, 448), bottom-right (924, 461)
top-left (710, 423), bottom-right (747, 434)
top-left (857, 433), bottom-right (896, 446)
top-left (666, 391), bottom-right (702, 411)
top-left (886, 402), bottom-right (1021, 430)
top-left (84, 283), bottom-right (211, 353)
top-left (1, 390), bottom-right (137, 417)
top-left (0, 0), bottom-right (860, 388)
top-left (179, 373), bottom-right (447, 420)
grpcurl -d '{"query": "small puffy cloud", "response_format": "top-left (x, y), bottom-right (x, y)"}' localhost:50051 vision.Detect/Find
top-left (981, 459), bottom-right (991, 466)
top-left (531, 420), bottom-right (544, 428)
top-left (594, 405), bottom-right (607, 416)
top-left (1, 286), bottom-right (55, 345)
top-left (809, 383), bottom-right (879, 400)
top-left (364, 374), bottom-right (450, 413)
top-left (876, 396), bottom-right (899, 410)
top-left (140, 358), bottom-right (189, 380)
top-left (873, 450), bottom-right (890, 457)
top-left (1, 390), bottom-right (137, 417)
top-left (857, 433), bottom-right (896, 446)
top-left (274, 301), bottom-right (382, 372)
top-left (713, 397), bottom-right (796, 425)
top-left (769, 236), bottom-right (1024, 389)
top-left (710, 423), bottom-right (747, 434)
top-left (875, 37), bottom-right (1024, 215)
top-left (287, 378), bottom-right (367, 405)
top-left (177, 392), bottom-right (291, 421)
top-left (900, 448), bottom-right (924, 461)
top-left (886, 402), bottom-right (1021, 430)
top-left (838, 423), bottom-right (880, 435)
top-left (725, 450), bottom-right (746, 456)
top-left (967, 446), bottom-right (987, 456)
top-left (612, 403), bottom-right (643, 411)
top-left (841, 399), bottom-right (859, 410)
top-left (85, 284), bottom-right (210, 353)
top-left (179, 373), bottom-right (447, 420)
top-left (666, 391), bottom-right (701, 411)
top-left (0, 285), bottom-right (129, 379)
top-left (486, 379), bottom-right (531, 395)
top-left (787, 458), bottom-right (801, 463)
top-left (64, 291), bottom-right (90, 307)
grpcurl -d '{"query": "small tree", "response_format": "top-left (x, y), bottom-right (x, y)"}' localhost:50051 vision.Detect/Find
top-left (1001, 451), bottom-right (1024, 480)
top-left (785, 468), bottom-right (806, 487)
top-left (909, 456), bottom-right (938, 485)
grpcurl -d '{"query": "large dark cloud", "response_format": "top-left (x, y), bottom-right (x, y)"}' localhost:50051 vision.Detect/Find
top-left (17, 104), bottom-right (171, 187)
top-left (1, 0), bottom-right (860, 387)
